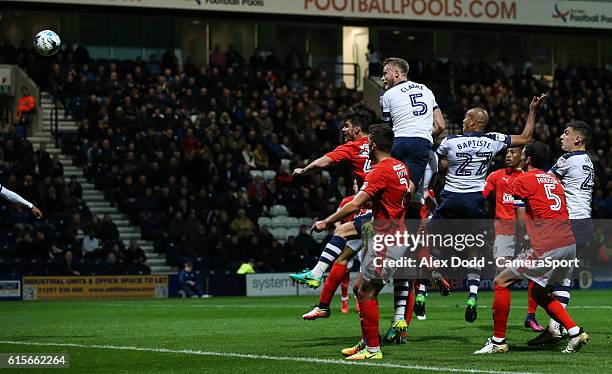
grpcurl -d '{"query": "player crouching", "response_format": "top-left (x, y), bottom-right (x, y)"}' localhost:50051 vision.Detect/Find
top-left (474, 141), bottom-right (589, 355)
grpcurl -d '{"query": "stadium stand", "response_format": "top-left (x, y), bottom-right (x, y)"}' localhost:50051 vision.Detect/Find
top-left (1, 42), bottom-right (611, 275)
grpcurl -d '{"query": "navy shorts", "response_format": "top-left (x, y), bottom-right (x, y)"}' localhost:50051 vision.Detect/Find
top-left (428, 191), bottom-right (486, 249)
top-left (391, 137), bottom-right (432, 188)
top-left (432, 190), bottom-right (485, 220)
top-left (570, 218), bottom-right (593, 247)
top-left (353, 212), bottom-right (373, 236)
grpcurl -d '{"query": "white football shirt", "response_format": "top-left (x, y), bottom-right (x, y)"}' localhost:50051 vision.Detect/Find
top-left (380, 80), bottom-right (438, 143)
top-left (550, 151), bottom-right (594, 219)
top-left (437, 132), bottom-right (511, 193)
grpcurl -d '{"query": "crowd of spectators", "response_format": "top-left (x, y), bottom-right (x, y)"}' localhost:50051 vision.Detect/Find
top-left (0, 129), bottom-right (151, 275)
top-left (1, 40), bottom-right (611, 275)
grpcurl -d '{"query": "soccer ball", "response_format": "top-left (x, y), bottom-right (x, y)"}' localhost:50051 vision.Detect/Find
top-left (33, 30), bottom-right (61, 56)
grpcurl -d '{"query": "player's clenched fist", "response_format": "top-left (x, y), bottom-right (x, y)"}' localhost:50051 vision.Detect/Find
top-left (31, 206), bottom-right (43, 219)
top-left (311, 220), bottom-right (327, 233)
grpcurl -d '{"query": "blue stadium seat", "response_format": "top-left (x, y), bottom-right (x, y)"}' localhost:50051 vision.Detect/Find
top-left (271, 216), bottom-right (287, 229)
top-left (285, 217), bottom-right (300, 228)
top-left (299, 217), bottom-right (314, 227)
top-left (285, 227), bottom-right (299, 240)
top-left (257, 217), bottom-right (272, 228)
top-left (270, 228), bottom-right (287, 241)
top-left (249, 170), bottom-right (263, 180)
top-left (270, 205), bottom-right (288, 217)
top-left (263, 170), bottom-right (277, 181)
top-left (312, 230), bottom-right (329, 243)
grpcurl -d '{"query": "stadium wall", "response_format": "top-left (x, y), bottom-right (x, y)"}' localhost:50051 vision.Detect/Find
top-left (1, 2), bottom-right (611, 74)
top-left (9, 0), bottom-right (612, 30)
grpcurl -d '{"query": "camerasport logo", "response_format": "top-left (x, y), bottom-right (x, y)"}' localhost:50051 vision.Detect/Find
top-left (553, 2), bottom-right (612, 25)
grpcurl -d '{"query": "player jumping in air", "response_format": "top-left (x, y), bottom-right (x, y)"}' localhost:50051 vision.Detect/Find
top-left (380, 57), bottom-right (445, 205)
top-left (431, 93), bottom-right (547, 323)
top-left (312, 124), bottom-right (414, 360)
top-left (379, 57), bottom-right (446, 333)
top-left (528, 120), bottom-right (595, 346)
top-left (290, 110), bottom-right (372, 293)
top-left (474, 141), bottom-right (589, 355)
top-left (295, 116), bottom-right (414, 343)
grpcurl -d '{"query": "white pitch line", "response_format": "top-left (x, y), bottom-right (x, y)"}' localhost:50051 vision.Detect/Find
top-left (92, 303), bottom-right (612, 310)
top-left (0, 340), bottom-right (539, 374)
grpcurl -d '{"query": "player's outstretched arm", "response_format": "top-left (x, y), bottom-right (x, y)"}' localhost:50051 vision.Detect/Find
top-left (0, 186), bottom-right (43, 219)
top-left (510, 93), bottom-right (548, 147)
top-left (312, 191), bottom-right (370, 232)
top-left (432, 108), bottom-right (446, 138)
top-left (292, 156), bottom-right (334, 176)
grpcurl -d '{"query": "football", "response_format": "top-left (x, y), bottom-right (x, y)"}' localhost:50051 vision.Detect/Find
top-left (33, 29), bottom-right (61, 56)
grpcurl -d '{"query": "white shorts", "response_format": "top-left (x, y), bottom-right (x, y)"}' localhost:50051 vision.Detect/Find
top-left (509, 244), bottom-right (577, 288)
top-left (493, 234), bottom-right (515, 259)
top-left (347, 239), bottom-right (362, 252)
top-left (359, 238), bottom-right (410, 284)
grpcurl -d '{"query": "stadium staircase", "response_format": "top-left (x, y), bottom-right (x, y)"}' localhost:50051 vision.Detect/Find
top-left (29, 92), bottom-right (176, 274)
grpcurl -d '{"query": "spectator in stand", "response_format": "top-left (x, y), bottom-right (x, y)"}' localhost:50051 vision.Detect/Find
top-left (295, 225), bottom-right (319, 254)
top-left (57, 250), bottom-right (81, 276)
top-left (100, 213), bottom-right (119, 241)
top-left (253, 143), bottom-right (269, 169)
top-left (209, 44), bottom-right (227, 69)
top-left (226, 44), bottom-right (244, 69)
top-left (98, 251), bottom-right (123, 275)
top-left (365, 43), bottom-right (382, 77)
top-left (124, 239), bottom-right (150, 275)
top-left (68, 175), bottom-right (83, 199)
top-left (50, 155), bottom-right (64, 179)
top-left (82, 229), bottom-right (100, 258)
top-left (230, 208), bottom-right (254, 238)
top-left (16, 86), bottom-right (36, 123)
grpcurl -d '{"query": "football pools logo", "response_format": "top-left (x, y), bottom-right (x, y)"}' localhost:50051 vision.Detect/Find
top-left (552, 3), bottom-right (570, 23)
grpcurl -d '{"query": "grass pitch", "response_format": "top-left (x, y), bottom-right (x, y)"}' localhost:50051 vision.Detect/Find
top-left (0, 290), bottom-right (611, 373)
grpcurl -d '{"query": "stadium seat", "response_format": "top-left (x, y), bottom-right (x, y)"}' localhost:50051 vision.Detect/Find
top-left (270, 228), bottom-right (287, 241)
top-left (271, 216), bottom-right (287, 228)
top-left (257, 217), bottom-right (272, 228)
top-left (285, 227), bottom-right (299, 240)
top-left (299, 217), bottom-right (314, 227)
top-left (285, 217), bottom-right (300, 228)
top-left (312, 230), bottom-right (329, 243)
top-left (263, 170), bottom-right (277, 181)
top-left (249, 170), bottom-right (263, 179)
top-left (270, 205), bottom-right (288, 217)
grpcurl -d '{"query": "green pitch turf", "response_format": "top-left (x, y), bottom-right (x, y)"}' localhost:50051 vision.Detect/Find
top-left (0, 290), bottom-right (611, 373)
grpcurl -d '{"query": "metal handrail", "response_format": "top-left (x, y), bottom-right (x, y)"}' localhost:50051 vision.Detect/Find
top-left (50, 92), bottom-right (59, 148)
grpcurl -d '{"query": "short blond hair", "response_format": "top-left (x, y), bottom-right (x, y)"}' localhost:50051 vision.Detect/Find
top-left (383, 57), bottom-right (409, 75)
